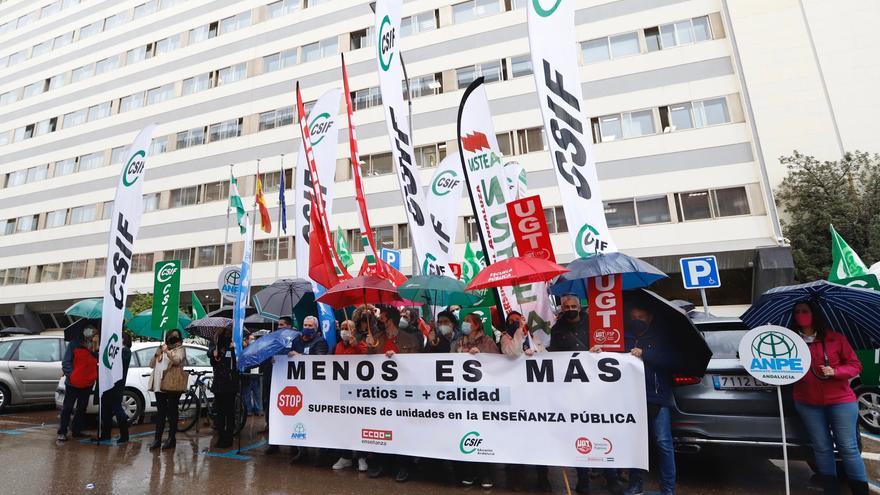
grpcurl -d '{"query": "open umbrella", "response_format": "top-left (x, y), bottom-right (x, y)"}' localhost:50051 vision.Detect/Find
top-left (253, 278), bottom-right (313, 320)
top-left (625, 289), bottom-right (713, 376)
top-left (63, 318), bottom-right (99, 342)
top-left (0, 327), bottom-right (36, 335)
top-left (207, 306), bottom-right (258, 319)
top-left (316, 275), bottom-right (400, 308)
top-left (465, 256), bottom-right (568, 291)
top-left (185, 316), bottom-right (233, 340)
top-left (126, 309), bottom-right (192, 340)
top-left (397, 275), bottom-right (480, 307)
top-left (65, 298), bottom-right (134, 321)
top-left (742, 280), bottom-right (880, 351)
top-left (551, 252), bottom-right (667, 297)
top-left (238, 329), bottom-right (300, 370)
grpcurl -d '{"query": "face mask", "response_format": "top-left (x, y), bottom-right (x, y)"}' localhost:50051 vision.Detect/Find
top-left (563, 310), bottom-right (579, 320)
top-left (438, 325), bottom-right (453, 337)
top-left (399, 318), bottom-right (410, 329)
top-left (340, 330), bottom-right (351, 341)
top-left (452, 310), bottom-right (460, 319)
top-left (83, 328), bottom-right (95, 339)
top-left (629, 319), bottom-right (649, 334)
top-left (506, 321), bottom-right (520, 334)
top-left (794, 313), bottom-right (813, 328)
top-left (302, 327), bottom-right (316, 338)
top-left (461, 322), bottom-right (473, 335)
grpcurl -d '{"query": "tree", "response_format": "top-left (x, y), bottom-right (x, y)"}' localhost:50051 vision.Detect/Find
top-left (776, 150), bottom-right (880, 282)
top-left (127, 292), bottom-right (153, 316)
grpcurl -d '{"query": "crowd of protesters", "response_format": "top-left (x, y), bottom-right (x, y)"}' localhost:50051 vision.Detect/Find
top-left (53, 295), bottom-right (867, 495)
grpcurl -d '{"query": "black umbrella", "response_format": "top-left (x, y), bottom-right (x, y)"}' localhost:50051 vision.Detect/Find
top-left (185, 317), bottom-right (233, 339)
top-left (253, 278), bottom-right (313, 320)
top-left (623, 289), bottom-right (713, 377)
top-left (244, 313), bottom-right (276, 330)
top-left (207, 306), bottom-right (258, 319)
top-left (0, 327), bottom-right (37, 335)
top-left (63, 318), bottom-right (100, 342)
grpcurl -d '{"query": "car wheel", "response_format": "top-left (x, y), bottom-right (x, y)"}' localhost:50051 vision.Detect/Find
top-left (0, 383), bottom-right (10, 413)
top-left (855, 385), bottom-right (880, 434)
top-left (121, 389), bottom-right (144, 426)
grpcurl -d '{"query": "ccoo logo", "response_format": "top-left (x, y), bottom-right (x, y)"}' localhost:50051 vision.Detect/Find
top-left (157, 262), bottom-right (178, 283)
top-left (122, 150), bottom-right (146, 187)
top-left (377, 15), bottom-right (395, 71)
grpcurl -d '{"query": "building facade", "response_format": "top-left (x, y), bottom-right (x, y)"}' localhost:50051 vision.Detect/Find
top-left (0, 0), bottom-right (876, 329)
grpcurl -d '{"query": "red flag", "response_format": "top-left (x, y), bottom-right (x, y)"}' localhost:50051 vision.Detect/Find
top-left (358, 257), bottom-right (407, 286)
top-left (308, 197), bottom-right (341, 289)
top-left (255, 172), bottom-right (272, 233)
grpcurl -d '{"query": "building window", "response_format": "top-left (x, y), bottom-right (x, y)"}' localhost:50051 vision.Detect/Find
top-left (189, 25), bottom-right (210, 44)
top-left (41, 263), bottom-right (61, 282)
top-left (71, 64), bottom-right (94, 83)
top-left (143, 193), bottom-right (160, 212)
top-left (150, 136), bottom-right (168, 154)
top-left (268, 0), bottom-right (299, 18)
top-left (208, 119), bottom-right (242, 142)
top-left (6, 169), bottom-right (27, 187)
top-left (1, 219), bottom-right (15, 235)
top-left (132, 253), bottom-right (154, 272)
top-left (53, 32), bottom-right (74, 49)
top-left (653, 16), bottom-right (712, 51)
top-left (78, 152), bottom-right (105, 171)
top-left (676, 191), bottom-right (712, 221)
top-left (397, 224), bottom-right (410, 249)
top-left (170, 186), bottom-right (199, 208)
top-left (219, 11), bottom-right (251, 34)
top-left (453, 0), bottom-right (501, 24)
top-left (69, 205), bottom-right (96, 224)
top-left (104, 12), bottom-right (128, 31)
top-left (16, 214), bottom-right (38, 233)
top-left (126, 46), bottom-right (148, 65)
top-left (54, 158), bottom-right (77, 177)
top-left (375, 226), bottom-right (394, 250)
top-left (694, 97), bottom-right (730, 127)
top-left (176, 127), bottom-right (206, 149)
top-left (133, 1), bottom-right (158, 20)
top-left (78, 19), bottom-right (104, 40)
top-left (350, 28), bottom-right (373, 50)
top-left (60, 260), bottom-right (87, 280)
top-left (622, 109), bottom-right (656, 138)
top-left (26, 165), bottom-right (48, 183)
top-left (516, 127), bottom-right (547, 153)
top-left (197, 244), bottom-right (231, 266)
top-left (610, 32), bottom-right (640, 58)
top-left (91, 259), bottom-right (106, 278)
top-left (301, 36), bottom-right (338, 63)
top-left (119, 92), bottom-right (145, 113)
top-left (163, 249), bottom-right (193, 269)
top-left (401, 10), bottom-right (437, 37)
top-left (636, 196), bottom-right (671, 225)
top-left (23, 81), bottom-right (46, 99)
top-left (254, 239), bottom-right (279, 262)
top-left (464, 217), bottom-right (480, 243)
top-left (510, 54), bottom-right (532, 78)
top-left (406, 73), bottom-right (442, 98)
top-left (362, 152), bottom-right (393, 176)
top-left (32, 40), bottom-right (53, 57)
top-left (6, 267), bottom-right (30, 285)
top-left (110, 147), bottom-right (126, 164)
top-left (87, 102), bottom-right (111, 122)
top-left (46, 209), bottom-right (67, 228)
top-left (713, 187), bottom-right (750, 217)
top-left (102, 201), bottom-right (114, 220)
top-left (35, 118), bottom-right (57, 136)
top-left (94, 57), bottom-right (119, 76)
top-left (182, 73), bottom-right (211, 95)
top-left (218, 63), bottom-right (247, 86)
top-left (456, 60), bottom-right (502, 89)
top-left (203, 180), bottom-right (231, 202)
top-left (415, 143), bottom-right (446, 168)
top-left (352, 87), bottom-right (381, 111)
top-left (264, 49), bottom-right (297, 73)
top-left (604, 199), bottom-right (637, 228)
top-left (155, 34), bottom-right (182, 55)
top-left (146, 84), bottom-right (175, 105)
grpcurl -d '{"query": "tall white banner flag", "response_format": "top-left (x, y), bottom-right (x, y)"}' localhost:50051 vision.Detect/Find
top-left (528, 0), bottom-right (616, 257)
top-left (425, 155), bottom-right (465, 272)
top-left (375, 0), bottom-right (451, 276)
top-left (457, 80), bottom-right (554, 333)
top-left (100, 124), bottom-right (157, 395)
top-left (294, 88), bottom-right (342, 280)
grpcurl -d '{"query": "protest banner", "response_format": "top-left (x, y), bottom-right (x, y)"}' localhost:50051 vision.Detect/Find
top-left (269, 352), bottom-right (648, 469)
top-left (588, 275), bottom-right (625, 352)
top-left (507, 195), bottom-right (556, 262)
top-left (151, 260), bottom-right (181, 333)
top-left (426, 155), bottom-right (466, 273)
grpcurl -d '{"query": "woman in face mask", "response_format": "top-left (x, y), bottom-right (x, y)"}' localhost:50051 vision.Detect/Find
top-left (455, 314), bottom-right (500, 355)
top-left (149, 329), bottom-right (187, 450)
top-left (424, 310), bottom-right (458, 353)
top-left (500, 311), bottom-right (545, 357)
top-left (335, 320), bottom-right (366, 355)
top-left (789, 301), bottom-right (866, 495)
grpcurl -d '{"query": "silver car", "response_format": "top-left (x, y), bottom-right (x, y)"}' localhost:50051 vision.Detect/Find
top-left (0, 334), bottom-right (66, 413)
top-left (670, 316), bottom-right (811, 458)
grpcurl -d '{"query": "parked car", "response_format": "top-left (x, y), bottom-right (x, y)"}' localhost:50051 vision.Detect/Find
top-left (853, 348), bottom-right (880, 434)
top-left (55, 341), bottom-right (213, 424)
top-left (0, 333), bottom-right (66, 413)
top-left (670, 315), bottom-right (812, 458)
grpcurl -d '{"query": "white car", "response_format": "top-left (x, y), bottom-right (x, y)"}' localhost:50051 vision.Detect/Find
top-left (55, 341), bottom-right (213, 424)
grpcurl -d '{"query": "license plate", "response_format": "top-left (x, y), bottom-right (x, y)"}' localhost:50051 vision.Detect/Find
top-left (712, 375), bottom-right (772, 390)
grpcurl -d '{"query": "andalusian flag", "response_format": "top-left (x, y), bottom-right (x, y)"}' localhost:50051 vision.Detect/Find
top-left (255, 172), bottom-right (272, 233)
top-left (191, 292), bottom-right (207, 319)
top-left (335, 227), bottom-right (355, 269)
top-left (461, 242), bottom-right (485, 283)
top-left (229, 176), bottom-right (247, 234)
top-left (829, 224), bottom-right (868, 282)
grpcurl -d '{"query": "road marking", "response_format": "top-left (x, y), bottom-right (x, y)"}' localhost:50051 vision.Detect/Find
top-left (870, 480), bottom-right (880, 494)
top-left (861, 431), bottom-right (880, 442)
top-left (200, 439), bottom-right (267, 461)
top-left (0, 424), bottom-right (50, 435)
top-left (862, 452), bottom-right (880, 462)
top-left (78, 431), bottom-right (154, 445)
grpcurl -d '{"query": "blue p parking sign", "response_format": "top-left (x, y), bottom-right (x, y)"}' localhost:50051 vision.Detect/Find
top-left (381, 248), bottom-right (401, 270)
top-left (679, 256), bottom-right (721, 289)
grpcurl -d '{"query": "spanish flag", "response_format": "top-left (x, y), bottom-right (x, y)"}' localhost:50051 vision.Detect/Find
top-left (255, 172), bottom-right (272, 233)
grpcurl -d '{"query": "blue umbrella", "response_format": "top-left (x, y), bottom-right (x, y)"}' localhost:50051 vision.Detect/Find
top-left (741, 280), bottom-right (880, 350)
top-left (550, 252), bottom-right (667, 297)
top-left (238, 329), bottom-right (300, 370)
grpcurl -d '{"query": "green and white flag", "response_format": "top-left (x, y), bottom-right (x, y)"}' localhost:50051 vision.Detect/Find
top-left (230, 176), bottom-right (247, 234)
top-left (829, 224), bottom-right (868, 282)
top-left (191, 291), bottom-right (207, 320)
top-left (335, 227), bottom-right (355, 269)
top-left (461, 242), bottom-right (484, 283)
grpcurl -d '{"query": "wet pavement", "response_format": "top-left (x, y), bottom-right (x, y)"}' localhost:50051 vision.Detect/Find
top-left (1, 406), bottom-right (878, 495)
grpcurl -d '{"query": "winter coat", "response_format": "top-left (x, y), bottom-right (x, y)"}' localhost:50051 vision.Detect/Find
top-left (335, 341), bottom-right (367, 355)
top-left (455, 334), bottom-right (500, 354)
top-left (292, 334), bottom-right (329, 355)
top-left (793, 330), bottom-right (861, 406)
top-left (548, 313), bottom-right (590, 352)
top-left (625, 327), bottom-right (676, 407)
top-left (501, 329), bottom-right (547, 357)
top-left (69, 347), bottom-right (98, 389)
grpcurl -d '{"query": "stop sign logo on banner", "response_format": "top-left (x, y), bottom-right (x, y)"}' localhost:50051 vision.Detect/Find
top-left (506, 195), bottom-right (556, 262)
top-left (588, 274), bottom-right (624, 351)
top-left (278, 386), bottom-right (304, 416)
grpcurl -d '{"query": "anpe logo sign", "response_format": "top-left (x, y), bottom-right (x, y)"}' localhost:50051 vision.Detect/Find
top-left (738, 325), bottom-right (811, 386)
top-left (362, 429), bottom-right (393, 441)
top-left (291, 422), bottom-right (307, 440)
top-left (277, 386), bottom-right (303, 416)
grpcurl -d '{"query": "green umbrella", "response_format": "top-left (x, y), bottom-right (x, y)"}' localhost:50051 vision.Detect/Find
top-left (65, 298), bottom-right (134, 321)
top-left (126, 309), bottom-right (192, 340)
top-left (397, 275), bottom-right (480, 308)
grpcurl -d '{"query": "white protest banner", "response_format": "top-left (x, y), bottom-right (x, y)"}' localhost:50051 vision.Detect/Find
top-left (269, 352), bottom-right (648, 469)
top-left (457, 79), bottom-right (554, 333)
top-left (100, 124), bottom-right (157, 396)
top-left (425, 155), bottom-right (465, 272)
top-left (295, 88), bottom-right (342, 280)
top-left (528, 0), bottom-right (616, 257)
top-left (375, 0), bottom-right (450, 276)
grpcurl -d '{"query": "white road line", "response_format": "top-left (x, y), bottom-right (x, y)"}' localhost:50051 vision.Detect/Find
top-left (862, 432), bottom-right (880, 442)
top-left (863, 452), bottom-right (880, 462)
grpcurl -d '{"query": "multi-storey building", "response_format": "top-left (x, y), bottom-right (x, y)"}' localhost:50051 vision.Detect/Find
top-left (1, 0), bottom-right (877, 329)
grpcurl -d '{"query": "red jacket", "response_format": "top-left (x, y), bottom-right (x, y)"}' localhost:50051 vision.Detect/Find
top-left (334, 341), bottom-right (367, 355)
top-left (793, 330), bottom-right (861, 406)
top-left (69, 347), bottom-right (98, 389)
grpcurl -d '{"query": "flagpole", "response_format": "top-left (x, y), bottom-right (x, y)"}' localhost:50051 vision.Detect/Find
top-left (400, 53), bottom-right (419, 276)
top-left (275, 155), bottom-right (284, 279)
top-left (250, 160), bottom-right (260, 303)
top-left (224, 164), bottom-right (233, 269)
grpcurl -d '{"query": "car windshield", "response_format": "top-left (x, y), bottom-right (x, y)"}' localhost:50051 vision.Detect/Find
top-left (697, 320), bottom-right (749, 359)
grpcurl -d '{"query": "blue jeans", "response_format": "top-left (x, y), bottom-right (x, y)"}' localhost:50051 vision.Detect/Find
top-left (794, 401), bottom-right (867, 482)
top-left (629, 406), bottom-right (676, 494)
top-left (241, 375), bottom-right (262, 415)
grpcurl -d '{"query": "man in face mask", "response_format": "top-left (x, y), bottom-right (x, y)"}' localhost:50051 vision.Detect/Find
top-left (424, 310), bottom-right (458, 353)
top-left (289, 316), bottom-right (329, 356)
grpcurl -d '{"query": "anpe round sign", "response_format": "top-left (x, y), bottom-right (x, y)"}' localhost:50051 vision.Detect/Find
top-left (217, 265), bottom-right (241, 302)
top-left (738, 325), bottom-right (811, 386)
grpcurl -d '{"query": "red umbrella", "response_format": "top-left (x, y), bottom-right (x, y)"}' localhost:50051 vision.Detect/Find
top-left (465, 256), bottom-right (569, 291)
top-left (316, 275), bottom-right (401, 308)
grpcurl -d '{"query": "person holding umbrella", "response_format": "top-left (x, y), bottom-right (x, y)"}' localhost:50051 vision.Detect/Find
top-left (149, 329), bottom-right (187, 450)
top-left (789, 301), bottom-right (867, 495)
top-left (57, 325), bottom-right (99, 442)
top-left (454, 313), bottom-right (499, 355)
top-left (500, 311), bottom-right (544, 357)
top-left (424, 310), bottom-right (459, 353)
top-left (99, 332), bottom-right (132, 444)
top-left (211, 327), bottom-right (237, 449)
top-left (334, 320), bottom-right (366, 355)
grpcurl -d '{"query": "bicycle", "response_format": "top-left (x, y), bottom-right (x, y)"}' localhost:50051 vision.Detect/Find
top-left (178, 369), bottom-right (246, 435)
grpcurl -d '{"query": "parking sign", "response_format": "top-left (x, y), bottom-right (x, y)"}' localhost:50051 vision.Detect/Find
top-left (381, 248), bottom-right (401, 270)
top-left (680, 256), bottom-right (721, 289)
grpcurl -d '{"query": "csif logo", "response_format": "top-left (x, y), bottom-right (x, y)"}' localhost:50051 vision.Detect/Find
top-left (749, 331), bottom-right (802, 372)
top-left (431, 170), bottom-right (461, 196)
top-left (122, 150), bottom-right (146, 187)
top-left (102, 333), bottom-right (120, 369)
top-left (156, 262), bottom-right (178, 283)
top-left (459, 431), bottom-right (483, 454)
top-left (575, 224), bottom-right (609, 258)
top-left (533, 0), bottom-right (562, 17)
top-left (308, 113), bottom-right (333, 146)
top-left (377, 15), bottom-right (395, 71)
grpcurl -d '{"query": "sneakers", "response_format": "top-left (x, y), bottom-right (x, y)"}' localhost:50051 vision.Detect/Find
top-left (394, 467), bottom-right (410, 483)
top-left (480, 476), bottom-right (494, 489)
top-left (332, 458), bottom-right (353, 470)
top-left (460, 477), bottom-right (476, 486)
top-left (358, 458), bottom-right (369, 472)
top-left (56, 434), bottom-right (67, 442)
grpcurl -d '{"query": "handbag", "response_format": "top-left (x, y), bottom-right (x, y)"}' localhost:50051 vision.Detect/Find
top-left (160, 348), bottom-right (188, 393)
